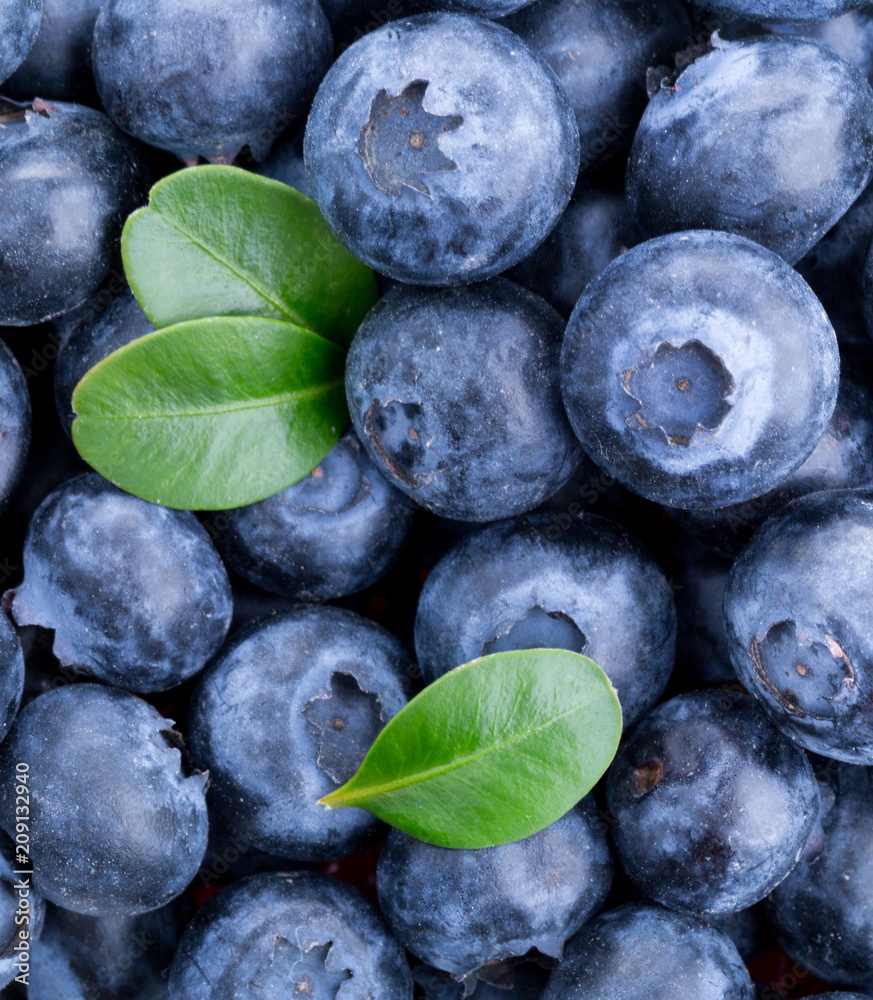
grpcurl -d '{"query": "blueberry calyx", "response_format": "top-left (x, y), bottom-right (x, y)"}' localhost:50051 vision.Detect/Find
top-left (481, 606), bottom-right (588, 657)
top-left (633, 760), bottom-right (664, 795)
top-left (622, 340), bottom-right (734, 447)
top-left (364, 398), bottom-right (443, 489)
top-left (751, 620), bottom-right (856, 719)
top-left (302, 672), bottom-right (385, 786)
top-left (249, 938), bottom-right (353, 996)
top-left (356, 79), bottom-right (463, 198)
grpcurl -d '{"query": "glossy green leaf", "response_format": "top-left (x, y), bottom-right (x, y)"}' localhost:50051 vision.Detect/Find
top-left (72, 316), bottom-right (347, 510)
top-left (320, 649), bottom-right (623, 849)
top-left (122, 165), bottom-right (378, 347)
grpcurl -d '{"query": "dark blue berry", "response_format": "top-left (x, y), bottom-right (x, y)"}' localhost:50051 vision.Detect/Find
top-left (561, 231), bottom-right (840, 509)
top-left (304, 14), bottom-right (579, 284)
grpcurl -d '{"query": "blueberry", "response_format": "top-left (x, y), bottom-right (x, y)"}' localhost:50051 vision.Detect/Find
top-left (541, 903), bottom-right (756, 1000)
top-left (377, 801), bottom-right (613, 988)
top-left (0, 0), bottom-right (41, 85)
top-left (0, 100), bottom-right (150, 326)
top-left (503, 0), bottom-right (690, 174)
top-left (209, 429), bottom-right (414, 602)
top-left (189, 605), bottom-right (409, 862)
top-left (724, 489), bottom-right (873, 763)
top-left (0, 829), bottom-right (45, 989)
top-left (415, 510), bottom-right (676, 726)
top-left (672, 535), bottom-right (736, 686)
top-left (767, 762), bottom-right (873, 987)
top-left (29, 899), bottom-right (186, 1000)
top-left (626, 36), bottom-right (873, 264)
top-left (3, 0), bottom-right (101, 104)
top-left (258, 127), bottom-right (311, 197)
top-left (674, 376), bottom-right (873, 557)
top-left (54, 287), bottom-right (154, 436)
top-left (607, 689), bottom-right (819, 914)
top-left (7, 473), bottom-right (233, 693)
top-left (346, 279), bottom-right (582, 521)
top-left (560, 231), bottom-right (840, 509)
top-left (704, 0), bottom-right (869, 24)
top-left (304, 14), bottom-right (579, 284)
top-left (0, 338), bottom-right (30, 514)
top-left (0, 683), bottom-right (209, 916)
top-left (508, 182), bottom-right (641, 318)
top-left (168, 871), bottom-right (413, 999)
top-left (92, 0), bottom-right (333, 164)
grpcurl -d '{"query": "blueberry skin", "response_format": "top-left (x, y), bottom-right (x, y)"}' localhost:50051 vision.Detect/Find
top-left (169, 871), bottom-right (413, 1000)
top-left (724, 489), bottom-right (873, 763)
top-left (7, 473), bottom-right (233, 693)
top-left (0, 0), bottom-right (41, 85)
top-left (212, 429), bottom-right (415, 602)
top-left (346, 280), bottom-right (582, 521)
top-left (377, 801), bottom-right (613, 984)
top-left (189, 605), bottom-right (409, 862)
top-left (674, 376), bottom-right (873, 557)
top-left (3, 0), bottom-right (101, 104)
top-left (0, 683), bottom-right (209, 916)
top-left (54, 287), bottom-right (154, 436)
top-left (0, 101), bottom-right (150, 326)
top-left (0, 829), bottom-right (45, 989)
top-left (561, 231), bottom-right (840, 510)
top-left (626, 37), bottom-right (873, 264)
top-left (767, 763), bottom-right (873, 987)
top-left (504, 0), bottom-right (690, 175)
top-left (542, 903), bottom-right (755, 1000)
top-left (92, 0), bottom-right (333, 164)
top-left (415, 511), bottom-right (676, 725)
top-left (304, 14), bottom-right (580, 285)
top-left (29, 900), bottom-right (185, 1000)
top-left (258, 127), bottom-right (311, 196)
top-left (508, 184), bottom-right (640, 318)
top-left (607, 690), bottom-right (819, 915)
top-left (704, 0), bottom-right (869, 25)
top-left (0, 338), bottom-right (30, 513)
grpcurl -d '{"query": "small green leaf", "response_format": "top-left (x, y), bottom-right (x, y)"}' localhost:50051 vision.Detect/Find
top-left (122, 165), bottom-right (378, 347)
top-left (319, 649), bottom-right (622, 849)
top-left (71, 316), bottom-right (347, 510)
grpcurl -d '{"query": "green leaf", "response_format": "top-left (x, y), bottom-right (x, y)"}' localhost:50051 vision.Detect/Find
top-left (71, 316), bottom-right (347, 510)
top-left (122, 165), bottom-right (378, 347)
top-left (320, 649), bottom-right (622, 849)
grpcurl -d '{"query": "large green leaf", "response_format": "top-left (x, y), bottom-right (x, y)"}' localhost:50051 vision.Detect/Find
top-left (122, 165), bottom-right (378, 347)
top-left (72, 316), bottom-right (347, 510)
top-left (320, 649), bottom-right (623, 849)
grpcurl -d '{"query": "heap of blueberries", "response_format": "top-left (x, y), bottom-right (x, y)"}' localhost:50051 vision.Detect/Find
top-left (4, 0), bottom-right (873, 997)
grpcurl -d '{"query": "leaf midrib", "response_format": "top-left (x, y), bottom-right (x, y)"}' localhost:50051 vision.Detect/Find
top-left (158, 209), bottom-right (306, 328)
top-left (78, 379), bottom-right (344, 421)
top-left (327, 701), bottom-right (586, 807)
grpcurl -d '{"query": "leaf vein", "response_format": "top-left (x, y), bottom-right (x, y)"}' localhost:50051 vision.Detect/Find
top-left (330, 702), bottom-right (585, 807)
top-left (156, 212), bottom-right (304, 326)
top-left (78, 379), bottom-right (345, 421)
